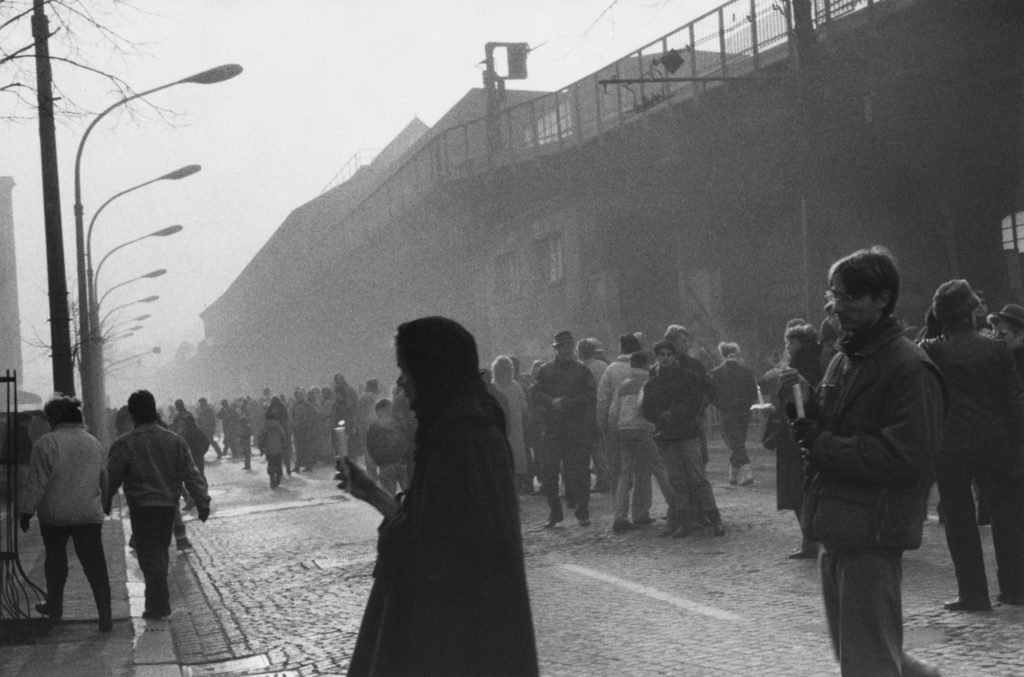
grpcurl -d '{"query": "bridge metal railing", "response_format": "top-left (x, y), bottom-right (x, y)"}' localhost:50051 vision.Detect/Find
top-left (330, 0), bottom-right (884, 251)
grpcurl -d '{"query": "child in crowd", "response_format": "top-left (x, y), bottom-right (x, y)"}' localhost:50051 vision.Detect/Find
top-left (365, 399), bottom-right (409, 495)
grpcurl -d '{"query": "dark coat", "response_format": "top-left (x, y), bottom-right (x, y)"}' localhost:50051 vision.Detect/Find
top-left (348, 386), bottom-right (538, 677)
top-left (769, 341), bottom-right (826, 512)
top-left (919, 330), bottom-right (1024, 452)
top-left (803, 319), bottom-right (945, 549)
top-left (710, 359), bottom-right (757, 415)
top-left (641, 363), bottom-right (705, 441)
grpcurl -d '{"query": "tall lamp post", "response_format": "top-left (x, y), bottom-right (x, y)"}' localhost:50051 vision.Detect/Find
top-left (73, 62), bottom-right (242, 433)
top-left (96, 268), bottom-right (166, 315)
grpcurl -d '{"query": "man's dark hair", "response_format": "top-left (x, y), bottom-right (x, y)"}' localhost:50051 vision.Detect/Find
top-left (652, 339), bottom-right (676, 355)
top-left (128, 390), bottom-right (161, 425)
top-left (931, 279), bottom-right (979, 331)
top-left (43, 396), bottom-right (84, 426)
top-left (619, 333), bottom-right (642, 355)
top-left (374, 398), bottom-right (393, 412)
top-left (828, 245), bottom-right (899, 316)
top-left (629, 351), bottom-right (649, 369)
top-left (576, 339), bottom-right (597, 360)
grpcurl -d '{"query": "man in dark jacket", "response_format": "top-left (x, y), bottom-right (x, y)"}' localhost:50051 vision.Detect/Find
top-left (922, 282), bottom-right (1024, 611)
top-left (710, 342), bottom-right (758, 486)
top-left (531, 330), bottom-right (598, 528)
top-left (107, 390), bottom-right (210, 619)
top-left (783, 246), bottom-right (944, 677)
top-left (643, 340), bottom-right (724, 537)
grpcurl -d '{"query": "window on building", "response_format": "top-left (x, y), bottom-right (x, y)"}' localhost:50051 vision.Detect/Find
top-left (534, 98), bottom-right (574, 146)
top-left (534, 236), bottom-right (565, 285)
top-left (1002, 211), bottom-right (1024, 253)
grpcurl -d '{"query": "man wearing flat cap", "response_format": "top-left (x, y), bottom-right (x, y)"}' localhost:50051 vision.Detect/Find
top-left (531, 330), bottom-right (598, 528)
top-left (989, 303), bottom-right (1024, 382)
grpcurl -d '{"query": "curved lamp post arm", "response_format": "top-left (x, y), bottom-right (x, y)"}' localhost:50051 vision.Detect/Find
top-left (96, 269), bottom-right (166, 316)
top-left (100, 295), bottom-right (159, 329)
top-left (93, 226), bottom-right (181, 298)
top-left (106, 346), bottom-right (161, 371)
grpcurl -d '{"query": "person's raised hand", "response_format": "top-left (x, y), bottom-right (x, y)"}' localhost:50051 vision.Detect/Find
top-left (336, 457), bottom-right (378, 504)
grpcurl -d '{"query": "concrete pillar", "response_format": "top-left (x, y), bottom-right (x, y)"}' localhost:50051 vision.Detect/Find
top-left (0, 176), bottom-right (24, 377)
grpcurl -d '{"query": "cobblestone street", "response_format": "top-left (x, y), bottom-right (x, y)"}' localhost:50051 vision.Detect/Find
top-left (163, 436), bottom-right (1024, 676)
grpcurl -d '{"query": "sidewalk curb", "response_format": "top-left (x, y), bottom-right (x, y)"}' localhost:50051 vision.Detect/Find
top-left (117, 504), bottom-right (182, 677)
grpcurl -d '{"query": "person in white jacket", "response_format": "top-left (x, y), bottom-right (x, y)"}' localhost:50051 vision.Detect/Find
top-left (607, 351), bottom-right (676, 533)
top-left (19, 396), bottom-right (112, 631)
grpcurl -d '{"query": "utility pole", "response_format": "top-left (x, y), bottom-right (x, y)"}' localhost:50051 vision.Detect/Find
top-left (32, 0), bottom-right (75, 396)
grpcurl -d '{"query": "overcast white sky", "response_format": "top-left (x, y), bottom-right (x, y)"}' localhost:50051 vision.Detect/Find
top-left (2, 0), bottom-right (724, 397)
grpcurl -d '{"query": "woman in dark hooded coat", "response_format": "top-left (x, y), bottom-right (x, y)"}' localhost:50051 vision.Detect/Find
top-left (340, 316), bottom-right (538, 677)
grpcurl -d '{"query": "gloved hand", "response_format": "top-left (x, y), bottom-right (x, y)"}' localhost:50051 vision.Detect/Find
top-left (789, 417), bottom-right (821, 450)
top-left (19, 513), bottom-right (32, 532)
top-left (197, 505), bottom-right (210, 523)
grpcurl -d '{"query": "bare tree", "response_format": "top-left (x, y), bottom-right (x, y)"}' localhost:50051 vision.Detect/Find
top-left (0, 0), bottom-right (158, 121)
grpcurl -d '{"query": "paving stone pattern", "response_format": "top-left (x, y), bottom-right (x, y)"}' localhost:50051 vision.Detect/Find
top-left (165, 439), bottom-right (1024, 676)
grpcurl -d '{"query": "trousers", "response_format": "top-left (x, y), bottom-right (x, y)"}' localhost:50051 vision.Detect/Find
top-left (542, 426), bottom-right (591, 520)
top-left (656, 437), bottom-right (720, 528)
top-left (129, 505), bottom-right (175, 615)
top-left (40, 522), bottom-right (111, 622)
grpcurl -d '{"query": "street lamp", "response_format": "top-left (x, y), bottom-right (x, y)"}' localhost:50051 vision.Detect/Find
top-left (73, 62), bottom-right (242, 434)
top-left (92, 226), bottom-right (182, 297)
top-left (106, 346), bottom-right (162, 371)
top-left (100, 295), bottom-right (159, 330)
top-left (96, 268), bottom-right (166, 315)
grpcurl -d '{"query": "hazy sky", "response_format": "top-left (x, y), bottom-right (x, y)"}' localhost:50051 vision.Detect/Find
top-left (2, 0), bottom-right (724, 397)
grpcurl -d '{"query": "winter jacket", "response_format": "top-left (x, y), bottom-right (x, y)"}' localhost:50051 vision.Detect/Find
top-left (710, 358), bottom-right (758, 414)
top-left (919, 330), bottom-right (1024, 451)
top-left (107, 423), bottom-right (209, 511)
top-left (531, 357), bottom-right (597, 433)
top-left (596, 356), bottom-right (634, 430)
top-left (258, 419), bottom-right (291, 458)
top-left (641, 364), bottom-right (706, 440)
top-left (20, 424), bottom-right (107, 526)
top-left (609, 368), bottom-right (655, 432)
top-left (802, 318), bottom-right (945, 550)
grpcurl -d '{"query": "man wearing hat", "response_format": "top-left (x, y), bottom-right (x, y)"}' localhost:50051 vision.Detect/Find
top-left (531, 331), bottom-right (598, 528)
top-left (989, 303), bottom-right (1024, 382)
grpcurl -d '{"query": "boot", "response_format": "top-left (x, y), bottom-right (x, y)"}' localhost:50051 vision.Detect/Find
top-left (728, 466), bottom-right (739, 485)
top-left (739, 464), bottom-right (754, 486)
top-left (97, 590), bottom-right (113, 632)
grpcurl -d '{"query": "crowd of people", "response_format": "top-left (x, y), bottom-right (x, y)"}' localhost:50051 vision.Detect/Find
top-left (14, 243), bottom-right (1024, 677)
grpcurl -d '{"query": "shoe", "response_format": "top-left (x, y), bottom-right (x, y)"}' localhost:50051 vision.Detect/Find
top-left (35, 602), bottom-right (62, 620)
top-left (997, 592), bottom-right (1024, 605)
top-left (712, 523), bottom-right (726, 537)
top-left (142, 609), bottom-right (171, 619)
top-left (578, 518), bottom-right (591, 527)
top-left (728, 466), bottom-right (739, 485)
top-left (738, 464), bottom-right (754, 486)
top-left (788, 544), bottom-right (818, 559)
top-left (543, 515), bottom-right (563, 529)
top-left (612, 520), bottom-right (633, 533)
top-left (943, 597), bottom-right (992, 612)
top-left (176, 538), bottom-right (193, 552)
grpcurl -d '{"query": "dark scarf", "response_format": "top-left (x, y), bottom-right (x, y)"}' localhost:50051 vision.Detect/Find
top-left (838, 316), bottom-right (902, 357)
